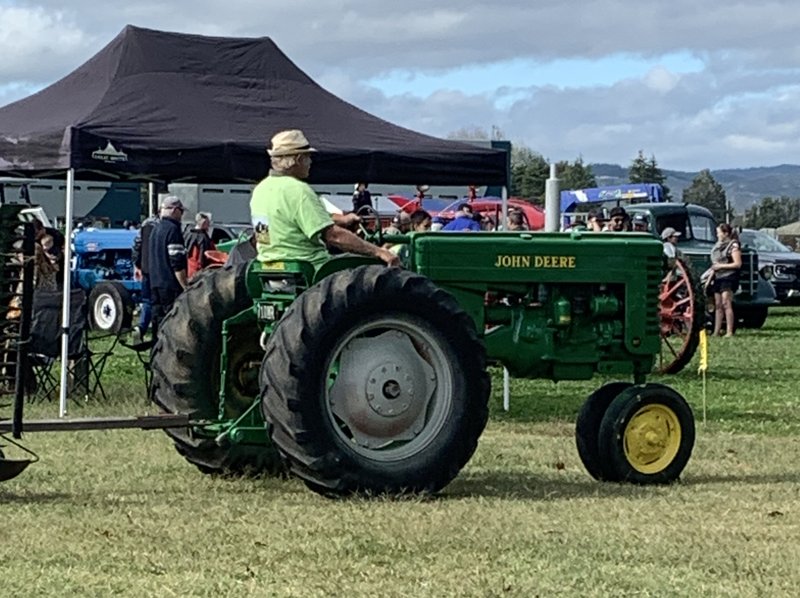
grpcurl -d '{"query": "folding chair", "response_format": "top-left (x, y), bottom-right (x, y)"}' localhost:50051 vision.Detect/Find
top-left (28, 288), bottom-right (114, 403)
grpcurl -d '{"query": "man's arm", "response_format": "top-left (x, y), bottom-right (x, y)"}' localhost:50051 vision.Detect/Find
top-left (167, 227), bottom-right (189, 289)
top-left (322, 226), bottom-right (400, 267)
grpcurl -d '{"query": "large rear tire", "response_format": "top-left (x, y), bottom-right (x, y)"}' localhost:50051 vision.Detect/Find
top-left (261, 265), bottom-right (490, 497)
top-left (150, 262), bottom-right (281, 476)
top-left (657, 258), bottom-right (702, 374)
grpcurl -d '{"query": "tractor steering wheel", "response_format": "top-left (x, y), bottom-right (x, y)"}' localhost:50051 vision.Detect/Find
top-left (355, 205), bottom-right (384, 247)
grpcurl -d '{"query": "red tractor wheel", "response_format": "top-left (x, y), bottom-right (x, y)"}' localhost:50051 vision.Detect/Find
top-left (657, 258), bottom-right (702, 374)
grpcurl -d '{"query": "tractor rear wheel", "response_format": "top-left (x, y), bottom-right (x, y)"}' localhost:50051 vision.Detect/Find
top-left (575, 382), bottom-right (633, 481)
top-left (598, 383), bottom-right (695, 484)
top-left (150, 263), bottom-right (281, 476)
top-left (657, 258), bottom-right (702, 374)
top-left (260, 265), bottom-right (490, 497)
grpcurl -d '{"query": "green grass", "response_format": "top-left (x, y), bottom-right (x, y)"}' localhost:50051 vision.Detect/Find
top-left (2, 310), bottom-right (800, 596)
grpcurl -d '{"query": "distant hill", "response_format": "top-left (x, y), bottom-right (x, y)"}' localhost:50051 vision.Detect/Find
top-left (590, 163), bottom-right (800, 212)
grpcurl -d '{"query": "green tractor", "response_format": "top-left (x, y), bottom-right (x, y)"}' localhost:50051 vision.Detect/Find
top-left (150, 228), bottom-right (696, 496)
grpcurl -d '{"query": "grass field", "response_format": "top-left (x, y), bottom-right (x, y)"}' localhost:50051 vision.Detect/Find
top-left (2, 309), bottom-right (800, 596)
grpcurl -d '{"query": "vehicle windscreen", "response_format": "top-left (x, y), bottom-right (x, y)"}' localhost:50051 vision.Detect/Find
top-left (688, 214), bottom-right (717, 243)
top-left (740, 230), bottom-right (792, 253)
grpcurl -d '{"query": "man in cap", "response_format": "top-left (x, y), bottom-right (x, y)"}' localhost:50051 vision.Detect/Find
top-left (184, 211), bottom-right (216, 279)
top-left (631, 212), bottom-right (649, 233)
top-left (661, 226), bottom-right (683, 260)
top-left (147, 195), bottom-right (188, 339)
top-left (605, 206), bottom-right (630, 232)
top-left (250, 130), bottom-right (399, 269)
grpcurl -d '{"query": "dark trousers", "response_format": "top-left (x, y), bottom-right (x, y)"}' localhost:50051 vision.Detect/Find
top-left (151, 286), bottom-right (182, 341)
top-left (138, 273), bottom-right (152, 335)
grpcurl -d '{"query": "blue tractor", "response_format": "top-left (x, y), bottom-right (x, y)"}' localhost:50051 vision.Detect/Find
top-left (71, 228), bottom-right (141, 334)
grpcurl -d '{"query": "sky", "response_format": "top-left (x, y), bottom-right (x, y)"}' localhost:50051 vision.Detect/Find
top-left (2, 1), bottom-right (800, 171)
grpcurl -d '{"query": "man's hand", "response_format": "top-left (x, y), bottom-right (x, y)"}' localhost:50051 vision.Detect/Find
top-left (134, 266), bottom-right (142, 281)
top-left (376, 248), bottom-right (401, 267)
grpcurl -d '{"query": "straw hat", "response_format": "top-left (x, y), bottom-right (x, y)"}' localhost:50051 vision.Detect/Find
top-left (268, 130), bottom-right (317, 157)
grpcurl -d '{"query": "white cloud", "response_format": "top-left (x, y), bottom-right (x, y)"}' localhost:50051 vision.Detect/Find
top-left (3, 1), bottom-right (800, 169)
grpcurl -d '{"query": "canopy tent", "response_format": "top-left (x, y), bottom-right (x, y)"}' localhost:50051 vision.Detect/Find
top-left (0, 25), bottom-right (507, 186)
top-left (0, 25), bottom-right (510, 417)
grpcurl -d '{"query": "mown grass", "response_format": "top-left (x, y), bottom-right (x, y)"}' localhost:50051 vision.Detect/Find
top-left (1, 310), bottom-right (799, 597)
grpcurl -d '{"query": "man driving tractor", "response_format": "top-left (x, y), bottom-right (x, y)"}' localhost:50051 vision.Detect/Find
top-left (250, 129), bottom-right (399, 269)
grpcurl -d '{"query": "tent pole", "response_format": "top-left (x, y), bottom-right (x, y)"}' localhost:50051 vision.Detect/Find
top-left (59, 168), bottom-right (76, 418)
top-left (501, 186), bottom-right (508, 229)
top-left (148, 182), bottom-right (155, 217)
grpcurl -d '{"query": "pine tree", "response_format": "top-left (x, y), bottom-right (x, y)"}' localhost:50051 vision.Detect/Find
top-left (683, 169), bottom-right (728, 222)
top-left (628, 150), bottom-right (671, 200)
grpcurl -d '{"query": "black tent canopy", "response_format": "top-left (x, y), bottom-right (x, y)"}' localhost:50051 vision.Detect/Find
top-left (0, 25), bottom-right (507, 186)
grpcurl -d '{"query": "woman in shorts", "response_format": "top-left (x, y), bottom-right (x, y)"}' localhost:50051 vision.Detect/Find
top-left (710, 223), bottom-right (742, 337)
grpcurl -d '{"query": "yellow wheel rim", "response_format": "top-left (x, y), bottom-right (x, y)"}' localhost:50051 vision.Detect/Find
top-left (623, 404), bottom-right (682, 474)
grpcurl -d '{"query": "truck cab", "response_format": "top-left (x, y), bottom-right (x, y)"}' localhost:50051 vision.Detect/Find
top-left (627, 203), bottom-right (776, 328)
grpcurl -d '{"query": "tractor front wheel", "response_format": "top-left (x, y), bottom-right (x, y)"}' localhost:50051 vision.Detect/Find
top-left (597, 383), bottom-right (695, 484)
top-left (88, 281), bottom-right (133, 334)
top-left (150, 263), bottom-right (281, 476)
top-left (261, 265), bottom-right (490, 497)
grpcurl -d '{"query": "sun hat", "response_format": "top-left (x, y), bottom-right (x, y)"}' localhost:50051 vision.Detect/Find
top-left (267, 129), bottom-right (317, 157)
top-left (160, 195), bottom-right (184, 210)
top-left (661, 227), bottom-right (682, 240)
top-left (195, 211), bottom-right (210, 225)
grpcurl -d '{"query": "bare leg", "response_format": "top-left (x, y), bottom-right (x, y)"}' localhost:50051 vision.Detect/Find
top-left (713, 292), bottom-right (724, 336)
top-left (722, 289), bottom-right (735, 336)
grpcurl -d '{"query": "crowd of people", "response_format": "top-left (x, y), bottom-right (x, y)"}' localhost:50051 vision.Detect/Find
top-left (111, 129), bottom-right (741, 341)
top-left (130, 199), bottom-right (219, 342)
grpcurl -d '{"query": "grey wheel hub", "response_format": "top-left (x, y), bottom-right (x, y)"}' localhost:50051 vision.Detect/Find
top-left (329, 330), bottom-right (436, 450)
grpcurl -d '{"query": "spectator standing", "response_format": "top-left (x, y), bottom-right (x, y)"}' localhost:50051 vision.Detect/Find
top-left (661, 227), bottom-right (684, 260)
top-left (632, 213), bottom-right (649, 232)
top-left (605, 206), bottom-right (630, 232)
top-left (131, 214), bottom-right (158, 341)
top-left (185, 212), bottom-right (216, 279)
top-left (442, 203), bottom-right (481, 231)
top-left (410, 209), bottom-right (432, 233)
top-left (507, 210), bottom-right (527, 231)
top-left (586, 210), bottom-right (605, 232)
top-left (352, 183), bottom-right (372, 213)
top-left (710, 223), bottom-right (742, 337)
top-left (383, 211), bottom-right (412, 236)
top-left (148, 196), bottom-right (188, 340)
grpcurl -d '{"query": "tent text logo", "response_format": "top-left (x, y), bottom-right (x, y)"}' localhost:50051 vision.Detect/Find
top-left (92, 141), bottom-right (128, 163)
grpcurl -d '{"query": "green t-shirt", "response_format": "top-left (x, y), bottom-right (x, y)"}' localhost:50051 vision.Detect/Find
top-left (250, 173), bottom-right (333, 268)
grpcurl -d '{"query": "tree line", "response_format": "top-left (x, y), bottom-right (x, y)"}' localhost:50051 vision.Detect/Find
top-left (448, 126), bottom-right (800, 229)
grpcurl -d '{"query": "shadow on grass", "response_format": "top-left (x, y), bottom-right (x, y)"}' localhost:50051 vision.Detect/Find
top-left (444, 468), bottom-right (800, 501)
top-left (444, 470), bottom-right (658, 501)
top-left (0, 489), bottom-right (74, 503)
top-left (685, 471), bottom-right (800, 485)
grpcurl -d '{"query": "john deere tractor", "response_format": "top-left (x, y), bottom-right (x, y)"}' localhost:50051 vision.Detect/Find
top-left (150, 228), bottom-right (696, 496)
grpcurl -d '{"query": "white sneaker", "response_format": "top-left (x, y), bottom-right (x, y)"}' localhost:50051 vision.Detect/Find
top-left (131, 327), bottom-right (143, 344)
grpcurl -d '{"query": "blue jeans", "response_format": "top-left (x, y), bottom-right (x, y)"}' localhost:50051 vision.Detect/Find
top-left (139, 273), bottom-right (152, 334)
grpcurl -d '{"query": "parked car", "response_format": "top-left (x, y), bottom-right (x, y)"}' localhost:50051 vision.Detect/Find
top-left (739, 229), bottom-right (800, 304)
top-left (626, 203), bottom-right (777, 328)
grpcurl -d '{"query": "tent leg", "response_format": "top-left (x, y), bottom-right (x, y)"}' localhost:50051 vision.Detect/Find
top-left (59, 168), bottom-right (75, 418)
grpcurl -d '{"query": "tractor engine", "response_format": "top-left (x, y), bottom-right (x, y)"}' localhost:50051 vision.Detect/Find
top-left (409, 231), bottom-right (664, 382)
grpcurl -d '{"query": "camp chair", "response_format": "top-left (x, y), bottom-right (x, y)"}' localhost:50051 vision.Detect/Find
top-left (27, 288), bottom-right (114, 403)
